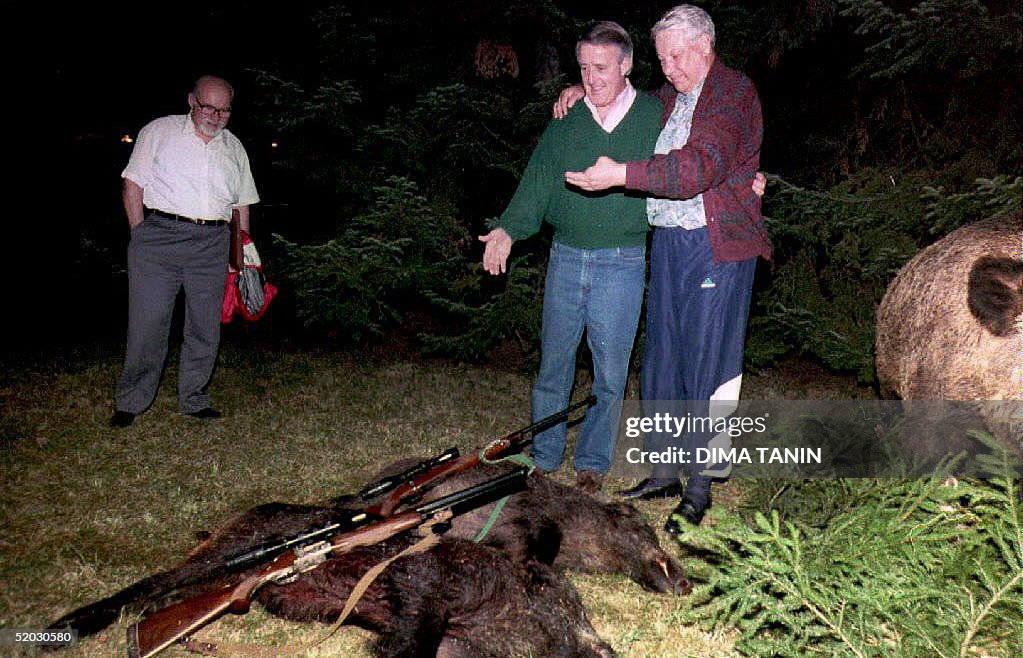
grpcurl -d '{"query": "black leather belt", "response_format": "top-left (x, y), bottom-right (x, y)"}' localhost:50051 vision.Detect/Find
top-left (146, 207), bottom-right (226, 226)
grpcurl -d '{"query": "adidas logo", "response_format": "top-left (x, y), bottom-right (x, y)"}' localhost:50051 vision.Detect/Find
top-left (700, 277), bottom-right (716, 289)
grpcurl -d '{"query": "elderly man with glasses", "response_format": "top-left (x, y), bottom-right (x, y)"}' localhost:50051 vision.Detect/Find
top-left (109, 75), bottom-right (259, 427)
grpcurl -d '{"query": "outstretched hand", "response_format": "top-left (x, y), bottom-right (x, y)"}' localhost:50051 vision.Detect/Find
top-left (753, 171), bottom-right (766, 197)
top-left (552, 85), bottom-right (585, 119)
top-left (564, 156), bottom-right (626, 192)
top-left (479, 228), bottom-right (513, 275)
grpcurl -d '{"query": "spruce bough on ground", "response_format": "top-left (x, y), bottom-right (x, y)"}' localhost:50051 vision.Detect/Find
top-left (675, 473), bottom-right (1023, 657)
top-left (2, 349), bottom-right (1018, 656)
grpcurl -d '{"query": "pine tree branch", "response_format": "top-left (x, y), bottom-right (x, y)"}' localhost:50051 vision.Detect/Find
top-left (957, 568), bottom-right (1023, 657)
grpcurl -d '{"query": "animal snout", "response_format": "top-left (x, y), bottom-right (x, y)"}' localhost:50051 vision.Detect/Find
top-left (641, 554), bottom-right (692, 595)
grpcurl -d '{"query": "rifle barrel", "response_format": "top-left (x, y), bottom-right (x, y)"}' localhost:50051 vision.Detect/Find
top-left (127, 469), bottom-right (528, 658)
top-left (502, 394), bottom-right (596, 443)
top-left (415, 468), bottom-right (527, 517)
top-left (222, 510), bottom-right (372, 571)
top-left (358, 447), bottom-right (460, 500)
top-left (370, 397), bottom-right (594, 517)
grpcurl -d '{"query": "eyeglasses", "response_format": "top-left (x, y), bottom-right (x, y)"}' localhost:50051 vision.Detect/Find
top-left (194, 99), bottom-right (232, 118)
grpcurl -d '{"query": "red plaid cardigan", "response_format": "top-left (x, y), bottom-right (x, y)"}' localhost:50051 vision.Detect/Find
top-left (625, 58), bottom-right (771, 262)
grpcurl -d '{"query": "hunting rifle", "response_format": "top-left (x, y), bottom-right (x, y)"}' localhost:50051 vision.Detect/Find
top-left (219, 448), bottom-right (457, 573)
top-left (365, 395), bottom-right (595, 516)
top-left (126, 468), bottom-right (528, 658)
top-left (357, 446), bottom-right (460, 501)
top-left (221, 398), bottom-right (590, 574)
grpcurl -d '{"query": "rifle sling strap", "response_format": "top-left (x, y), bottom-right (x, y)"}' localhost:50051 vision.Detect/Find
top-left (307, 517), bottom-right (445, 648)
top-left (479, 450), bottom-right (535, 472)
top-left (182, 517), bottom-right (447, 658)
top-left (474, 452), bottom-right (534, 543)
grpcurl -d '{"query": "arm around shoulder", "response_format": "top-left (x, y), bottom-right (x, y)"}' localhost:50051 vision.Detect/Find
top-left (626, 72), bottom-right (761, 199)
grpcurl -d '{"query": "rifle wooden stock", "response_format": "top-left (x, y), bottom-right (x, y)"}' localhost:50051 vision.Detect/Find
top-left (127, 512), bottom-right (424, 658)
top-left (126, 469), bottom-right (528, 658)
top-left (367, 395), bottom-right (595, 516)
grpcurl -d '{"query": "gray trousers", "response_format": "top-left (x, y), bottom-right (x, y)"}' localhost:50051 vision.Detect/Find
top-left (115, 216), bottom-right (229, 414)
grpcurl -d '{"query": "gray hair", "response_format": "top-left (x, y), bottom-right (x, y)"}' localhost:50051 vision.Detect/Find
top-left (651, 5), bottom-right (716, 47)
top-left (575, 20), bottom-right (634, 64)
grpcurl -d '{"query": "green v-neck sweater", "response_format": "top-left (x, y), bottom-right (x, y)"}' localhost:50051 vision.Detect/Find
top-left (498, 93), bottom-right (662, 249)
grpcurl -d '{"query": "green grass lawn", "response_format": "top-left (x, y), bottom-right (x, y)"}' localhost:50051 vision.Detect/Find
top-left (4, 346), bottom-right (1018, 657)
top-left (10, 346), bottom-right (861, 657)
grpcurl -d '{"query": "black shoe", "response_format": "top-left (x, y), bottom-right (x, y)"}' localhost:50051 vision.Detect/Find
top-left (108, 411), bottom-right (136, 428)
top-left (664, 495), bottom-right (711, 535)
top-left (617, 478), bottom-right (684, 500)
top-left (185, 408), bottom-right (222, 420)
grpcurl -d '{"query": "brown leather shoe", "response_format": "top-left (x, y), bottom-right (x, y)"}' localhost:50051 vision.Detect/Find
top-left (575, 470), bottom-right (604, 494)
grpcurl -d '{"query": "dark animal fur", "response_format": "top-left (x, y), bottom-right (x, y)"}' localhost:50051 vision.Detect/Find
top-left (259, 537), bottom-right (615, 658)
top-left (45, 467), bottom-right (686, 656)
top-left (390, 465), bottom-right (690, 595)
top-left (44, 503), bottom-right (349, 639)
top-left (968, 255), bottom-right (1023, 337)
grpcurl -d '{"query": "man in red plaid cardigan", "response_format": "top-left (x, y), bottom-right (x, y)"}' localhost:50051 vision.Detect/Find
top-left (566, 4), bottom-right (771, 534)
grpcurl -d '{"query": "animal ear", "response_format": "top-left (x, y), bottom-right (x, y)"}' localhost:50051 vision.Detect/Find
top-left (967, 256), bottom-right (1023, 337)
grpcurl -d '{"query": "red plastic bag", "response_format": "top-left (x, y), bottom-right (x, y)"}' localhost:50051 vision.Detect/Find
top-left (221, 230), bottom-right (277, 323)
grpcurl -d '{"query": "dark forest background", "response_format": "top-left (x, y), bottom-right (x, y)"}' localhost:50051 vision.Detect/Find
top-left (7, 0), bottom-right (1021, 381)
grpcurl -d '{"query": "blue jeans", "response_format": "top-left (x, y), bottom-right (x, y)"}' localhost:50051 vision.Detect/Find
top-left (530, 241), bottom-right (646, 473)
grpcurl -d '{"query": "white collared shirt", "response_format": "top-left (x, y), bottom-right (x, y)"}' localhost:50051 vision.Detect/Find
top-left (583, 81), bottom-right (637, 133)
top-left (122, 114), bottom-right (259, 220)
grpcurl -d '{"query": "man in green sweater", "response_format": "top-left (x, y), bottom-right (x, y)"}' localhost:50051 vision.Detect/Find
top-left (479, 21), bottom-right (662, 493)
